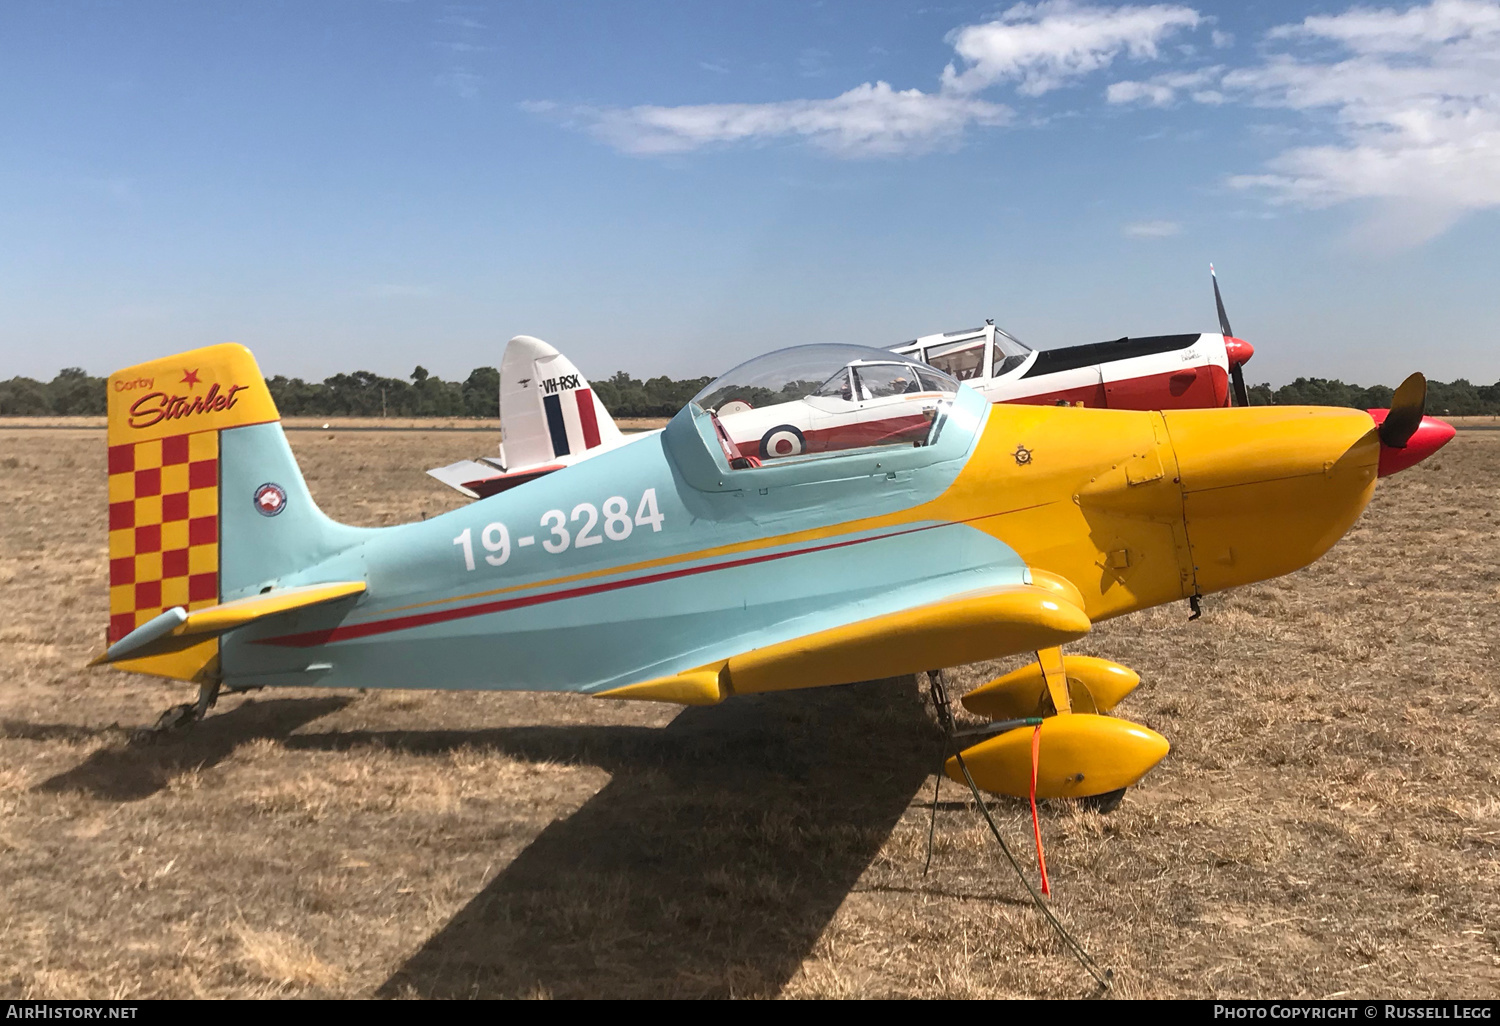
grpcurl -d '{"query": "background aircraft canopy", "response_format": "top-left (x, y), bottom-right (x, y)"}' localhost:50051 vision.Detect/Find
top-left (897, 325), bottom-right (1033, 383)
top-left (690, 345), bottom-right (962, 464)
top-left (693, 344), bottom-right (957, 415)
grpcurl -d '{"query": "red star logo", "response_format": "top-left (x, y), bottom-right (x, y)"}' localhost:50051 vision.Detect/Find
top-left (181, 369), bottom-right (201, 388)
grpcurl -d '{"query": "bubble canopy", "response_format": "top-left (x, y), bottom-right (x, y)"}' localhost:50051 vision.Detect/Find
top-left (689, 344), bottom-right (963, 466)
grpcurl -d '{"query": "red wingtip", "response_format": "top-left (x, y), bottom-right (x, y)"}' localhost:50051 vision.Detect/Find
top-left (1368, 409), bottom-right (1457, 477)
top-left (1224, 336), bottom-right (1254, 367)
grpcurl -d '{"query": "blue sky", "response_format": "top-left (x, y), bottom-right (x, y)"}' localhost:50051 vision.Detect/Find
top-left (3, 0), bottom-right (1497, 388)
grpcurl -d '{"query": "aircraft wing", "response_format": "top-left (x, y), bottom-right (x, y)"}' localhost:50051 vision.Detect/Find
top-left (599, 579), bottom-right (1091, 705)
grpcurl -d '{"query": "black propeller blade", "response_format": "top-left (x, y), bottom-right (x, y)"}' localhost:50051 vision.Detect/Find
top-left (1211, 263), bottom-right (1233, 338)
top-left (1212, 264), bottom-right (1251, 407)
top-left (1379, 372), bottom-right (1427, 448)
top-left (1230, 362), bottom-right (1250, 409)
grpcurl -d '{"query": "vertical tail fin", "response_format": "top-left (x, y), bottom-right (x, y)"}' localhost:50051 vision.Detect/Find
top-left (104, 343), bottom-right (363, 681)
top-left (498, 335), bottom-right (623, 469)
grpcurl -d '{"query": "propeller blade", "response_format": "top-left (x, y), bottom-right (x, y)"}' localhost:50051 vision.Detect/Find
top-left (1211, 263), bottom-right (1234, 339)
top-left (1379, 372), bottom-right (1427, 448)
top-left (1230, 363), bottom-right (1250, 407)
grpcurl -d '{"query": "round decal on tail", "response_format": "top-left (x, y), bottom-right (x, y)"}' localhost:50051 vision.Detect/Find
top-left (253, 482), bottom-right (288, 517)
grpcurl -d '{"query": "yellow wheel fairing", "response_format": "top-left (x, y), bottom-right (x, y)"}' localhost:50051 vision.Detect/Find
top-left (961, 654), bottom-right (1141, 720)
top-left (949, 714), bottom-right (1170, 799)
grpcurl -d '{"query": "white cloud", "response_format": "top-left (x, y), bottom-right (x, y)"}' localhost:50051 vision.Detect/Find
top-left (1123, 219), bottom-right (1182, 236)
top-left (575, 83), bottom-right (1012, 158)
top-left (942, 1), bottom-right (1201, 96)
top-left (1266, 0), bottom-right (1500, 50)
top-left (540, 2), bottom-right (1201, 158)
top-left (1106, 66), bottom-right (1223, 105)
top-left (1222, 0), bottom-right (1500, 244)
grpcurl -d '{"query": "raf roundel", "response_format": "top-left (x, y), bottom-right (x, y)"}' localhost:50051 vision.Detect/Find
top-left (760, 425), bottom-right (807, 460)
top-left (253, 482), bottom-right (288, 517)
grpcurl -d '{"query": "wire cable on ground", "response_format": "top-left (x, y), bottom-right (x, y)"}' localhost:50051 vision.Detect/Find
top-left (925, 670), bottom-right (1112, 992)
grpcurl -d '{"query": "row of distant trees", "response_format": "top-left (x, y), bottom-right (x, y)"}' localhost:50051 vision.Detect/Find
top-left (5, 366), bottom-right (1500, 418)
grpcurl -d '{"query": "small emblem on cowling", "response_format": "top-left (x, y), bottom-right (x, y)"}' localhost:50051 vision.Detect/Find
top-left (253, 482), bottom-right (288, 517)
top-left (1013, 445), bottom-right (1033, 466)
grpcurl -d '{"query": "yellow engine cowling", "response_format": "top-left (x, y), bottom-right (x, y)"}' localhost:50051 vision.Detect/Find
top-left (947, 713), bottom-right (1169, 799)
top-left (961, 655), bottom-right (1141, 719)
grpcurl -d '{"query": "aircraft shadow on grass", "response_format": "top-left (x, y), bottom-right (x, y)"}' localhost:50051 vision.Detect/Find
top-left (19, 678), bottom-right (998, 997)
top-left (283, 676), bottom-right (943, 999)
top-left (22, 696), bottom-right (354, 802)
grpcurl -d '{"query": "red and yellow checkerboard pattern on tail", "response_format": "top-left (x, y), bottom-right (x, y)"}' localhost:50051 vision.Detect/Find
top-left (104, 343), bottom-right (280, 681)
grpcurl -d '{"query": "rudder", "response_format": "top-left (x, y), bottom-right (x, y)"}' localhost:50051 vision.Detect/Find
top-left (104, 343), bottom-right (363, 682)
top-left (499, 335), bottom-right (624, 469)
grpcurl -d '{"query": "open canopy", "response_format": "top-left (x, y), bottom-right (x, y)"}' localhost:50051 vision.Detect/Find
top-left (891, 325), bottom-right (1033, 383)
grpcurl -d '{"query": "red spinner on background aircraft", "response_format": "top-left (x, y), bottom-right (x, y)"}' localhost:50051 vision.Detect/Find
top-left (890, 266), bottom-right (1256, 410)
top-left (428, 268), bottom-right (1258, 499)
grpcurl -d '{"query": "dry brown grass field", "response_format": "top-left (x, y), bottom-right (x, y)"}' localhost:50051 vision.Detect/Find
top-left (1, 419), bottom-right (1497, 999)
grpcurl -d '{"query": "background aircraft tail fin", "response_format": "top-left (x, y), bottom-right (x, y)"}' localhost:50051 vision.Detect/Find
top-left (105, 343), bottom-right (364, 680)
top-left (498, 334), bottom-right (623, 470)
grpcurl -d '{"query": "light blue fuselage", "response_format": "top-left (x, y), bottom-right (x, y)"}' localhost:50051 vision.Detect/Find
top-left (220, 388), bottom-right (1029, 695)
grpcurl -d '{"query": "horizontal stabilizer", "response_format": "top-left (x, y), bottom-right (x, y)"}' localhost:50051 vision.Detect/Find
top-left (425, 458), bottom-right (566, 499)
top-left (426, 459), bottom-right (502, 499)
top-left (95, 580), bottom-right (365, 664)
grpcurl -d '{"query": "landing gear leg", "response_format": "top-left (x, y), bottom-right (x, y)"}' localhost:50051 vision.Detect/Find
top-left (923, 669), bottom-right (954, 876)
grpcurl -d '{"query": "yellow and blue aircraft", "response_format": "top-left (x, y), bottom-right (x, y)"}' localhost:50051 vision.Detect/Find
top-left (93, 341), bottom-right (1454, 802)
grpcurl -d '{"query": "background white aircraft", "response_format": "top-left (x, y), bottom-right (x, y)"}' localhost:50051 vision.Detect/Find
top-left (427, 335), bottom-right (638, 498)
top-left (428, 270), bottom-right (1257, 498)
top-left (889, 268), bottom-right (1254, 411)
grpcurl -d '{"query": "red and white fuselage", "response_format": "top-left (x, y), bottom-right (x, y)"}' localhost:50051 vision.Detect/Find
top-left (890, 323), bottom-right (1254, 411)
top-left (428, 322), bottom-right (1259, 500)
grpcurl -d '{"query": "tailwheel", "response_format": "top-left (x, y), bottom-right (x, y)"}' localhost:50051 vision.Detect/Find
top-left (143, 681), bottom-right (220, 736)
